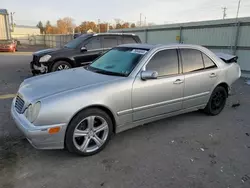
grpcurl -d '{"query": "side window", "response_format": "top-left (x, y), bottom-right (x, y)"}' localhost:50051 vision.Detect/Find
top-left (123, 36), bottom-right (136, 44)
top-left (146, 49), bottom-right (179, 77)
top-left (85, 37), bottom-right (101, 50)
top-left (103, 36), bottom-right (118, 48)
top-left (181, 49), bottom-right (204, 73)
top-left (202, 53), bottom-right (217, 69)
top-left (117, 36), bottom-right (123, 45)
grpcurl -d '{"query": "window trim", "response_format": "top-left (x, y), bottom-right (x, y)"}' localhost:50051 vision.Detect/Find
top-left (144, 48), bottom-right (180, 78)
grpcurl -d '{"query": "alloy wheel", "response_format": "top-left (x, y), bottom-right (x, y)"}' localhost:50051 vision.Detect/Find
top-left (73, 116), bottom-right (109, 153)
top-left (57, 64), bottom-right (70, 71)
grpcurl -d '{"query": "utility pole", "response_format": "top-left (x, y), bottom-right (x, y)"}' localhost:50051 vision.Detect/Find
top-left (222, 7), bottom-right (227, 19)
top-left (98, 19), bottom-right (100, 33)
top-left (236, 0), bottom-right (241, 19)
top-left (140, 13), bottom-right (142, 26)
top-left (10, 12), bottom-right (15, 31)
top-left (144, 16), bottom-right (147, 26)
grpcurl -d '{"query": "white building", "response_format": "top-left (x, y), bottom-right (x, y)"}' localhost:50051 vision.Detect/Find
top-left (11, 25), bottom-right (40, 44)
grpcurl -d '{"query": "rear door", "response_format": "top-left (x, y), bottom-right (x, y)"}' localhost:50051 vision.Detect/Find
top-left (102, 36), bottom-right (119, 53)
top-left (75, 36), bottom-right (103, 66)
top-left (180, 48), bottom-right (219, 109)
top-left (122, 36), bottom-right (137, 44)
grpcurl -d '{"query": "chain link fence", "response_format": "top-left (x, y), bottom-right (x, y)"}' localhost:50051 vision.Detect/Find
top-left (11, 34), bottom-right (74, 48)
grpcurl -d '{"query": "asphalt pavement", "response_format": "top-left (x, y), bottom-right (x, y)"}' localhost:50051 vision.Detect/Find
top-left (0, 52), bottom-right (250, 188)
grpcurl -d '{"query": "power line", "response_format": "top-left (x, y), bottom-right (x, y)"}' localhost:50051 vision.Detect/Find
top-left (222, 7), bottom-right (227, 19)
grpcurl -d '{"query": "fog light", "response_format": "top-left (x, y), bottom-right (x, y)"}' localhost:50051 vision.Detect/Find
top-left (48, 127), bottom-right (60, 134)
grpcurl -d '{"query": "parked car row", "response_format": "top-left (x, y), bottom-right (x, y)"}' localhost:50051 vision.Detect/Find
top-left (11, 33), bottom-right (241, 156)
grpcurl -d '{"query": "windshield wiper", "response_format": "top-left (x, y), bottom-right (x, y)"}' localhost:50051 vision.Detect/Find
top-left (87, 66), bottom-right (126, 77)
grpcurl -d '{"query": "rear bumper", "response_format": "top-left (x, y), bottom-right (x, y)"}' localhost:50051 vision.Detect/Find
top-left (11, 100), bottom-right (67, 149)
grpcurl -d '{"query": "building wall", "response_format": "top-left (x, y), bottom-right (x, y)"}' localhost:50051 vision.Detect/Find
top-left (110, 17), bottom-right (250, 77)
top-left (11, 26), bottom-right (40, 44)
top-left (0, 13), bottom-right (11, 40)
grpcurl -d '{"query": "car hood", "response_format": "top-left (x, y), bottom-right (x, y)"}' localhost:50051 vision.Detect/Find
top-left (19, 68), bottom-right (123, 101)
top-left (33, 48), bottom-right (72, 57)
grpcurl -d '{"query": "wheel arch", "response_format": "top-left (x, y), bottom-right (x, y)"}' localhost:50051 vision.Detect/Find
top-left (66, 105), bottom-right (117, 135)
top-left (216, 82), bottom-right (229, 97)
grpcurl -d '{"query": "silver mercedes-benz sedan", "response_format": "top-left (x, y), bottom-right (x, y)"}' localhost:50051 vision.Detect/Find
top-left (11, 44), bottom-right (241, 155)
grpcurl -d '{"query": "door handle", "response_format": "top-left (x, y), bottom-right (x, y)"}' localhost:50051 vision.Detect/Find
top-left (209, 73), bottom-right (217, 78)
top-left (173, 79), bottom-right (184, 84)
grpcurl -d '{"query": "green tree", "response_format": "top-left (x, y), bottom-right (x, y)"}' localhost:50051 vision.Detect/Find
top-left (130, 23), bottom-right (136, 28)
top-left (116, 23), bottom-right (122, 29)
top-left (36, 21), bottom-right (44, 34)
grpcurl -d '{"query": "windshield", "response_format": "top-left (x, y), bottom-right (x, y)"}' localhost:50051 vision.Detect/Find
top-left (64, 34), bottom-right (91, 49)
top-left (88, 47), bottom-right (148, 77)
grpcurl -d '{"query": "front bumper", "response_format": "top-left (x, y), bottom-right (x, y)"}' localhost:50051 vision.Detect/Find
top-left (0, 48), bottom-right (13, 52)
top-left (11, 100), bottom-right (67, 149)
top-left (30, 61), bottom-right (48, 75)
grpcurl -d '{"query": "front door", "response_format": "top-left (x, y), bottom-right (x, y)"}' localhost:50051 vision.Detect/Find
top-left (74, 36), bottom-right (103, 66)
top-left (132, 49), bottom-right (184, 121)
top-left (180, 48), bottom-right (219, 109)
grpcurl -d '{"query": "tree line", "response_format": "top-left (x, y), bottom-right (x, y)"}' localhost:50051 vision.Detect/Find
top-left (37, 17), bottom-right (136, 34)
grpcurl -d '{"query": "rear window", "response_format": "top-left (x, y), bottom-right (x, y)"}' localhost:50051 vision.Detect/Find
top-left (123, 36), bottom-right (136, 44)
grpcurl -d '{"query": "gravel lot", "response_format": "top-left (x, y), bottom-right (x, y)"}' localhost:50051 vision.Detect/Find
top-left (0, 53), bottom-right (250, 188)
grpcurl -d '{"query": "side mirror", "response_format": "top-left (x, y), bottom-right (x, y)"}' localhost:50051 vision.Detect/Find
top-left (80, 46), bottom-right (87, 52)
top-left (141, 70), bottom-right (158, 80)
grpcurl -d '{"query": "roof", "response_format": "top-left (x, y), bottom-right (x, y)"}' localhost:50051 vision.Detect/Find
top-left (118, 43), bottom-right (156, 50)
top-left (15, 25), bottom-right (39, 29)
top-left (118, 43), bottom-right (210, 51)
top-left (0, 9), bottom-right (8, 15)
top-left (111, 17), bottom-right (250, 32)
top-left (94, 33), bottom-right (136, 36)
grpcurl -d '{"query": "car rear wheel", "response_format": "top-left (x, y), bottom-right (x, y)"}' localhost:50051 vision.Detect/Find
top-left (65, 108), bottom-right (113, 156)
top-left (204, 86), bottom-right (227, 115)
top-left (51, 61), bottom-right (72, 72)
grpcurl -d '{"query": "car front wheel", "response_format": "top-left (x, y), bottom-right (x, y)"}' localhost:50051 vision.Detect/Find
top-left (204, 86), bottom-right (227, 115)
top-left (65, 108), bottom-right (113, 156)
top-left (51, 61), bottom-right (72, 72)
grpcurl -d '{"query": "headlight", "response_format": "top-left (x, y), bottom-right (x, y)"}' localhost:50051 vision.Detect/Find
top-left (39, 55), bottom-right (51, 62)
top-left (25, 102), bottom-right (41, 123)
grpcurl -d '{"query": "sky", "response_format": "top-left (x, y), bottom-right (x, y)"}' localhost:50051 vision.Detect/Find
top-left (1, 0), bottom-right (250, 26)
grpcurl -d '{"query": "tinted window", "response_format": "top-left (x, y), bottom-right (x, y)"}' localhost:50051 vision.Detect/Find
top-left (202, 53), bottom-right (217, 69)
top-left (123, 36), bottom-right (136, 44)
top-left (103, 36), bottom-right (118, 48)
top-left (146, 49), bottom-right (179, 77)
top-left (117, 36), bottom-right (123, 45)
top-left (64, 34), bottom-right (92, 49)
top-left (181, 49), bottom-right (204, 73)
top-left (85, 37), bottom-right (101, 50)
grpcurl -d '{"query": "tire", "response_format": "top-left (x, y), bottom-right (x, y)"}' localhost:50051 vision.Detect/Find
top-left (65, 108), bottom-right (113, 156)
top-left (51, 61), bottom-right (72, 72)
top-left (204, 86), bottom-right (227, 116)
